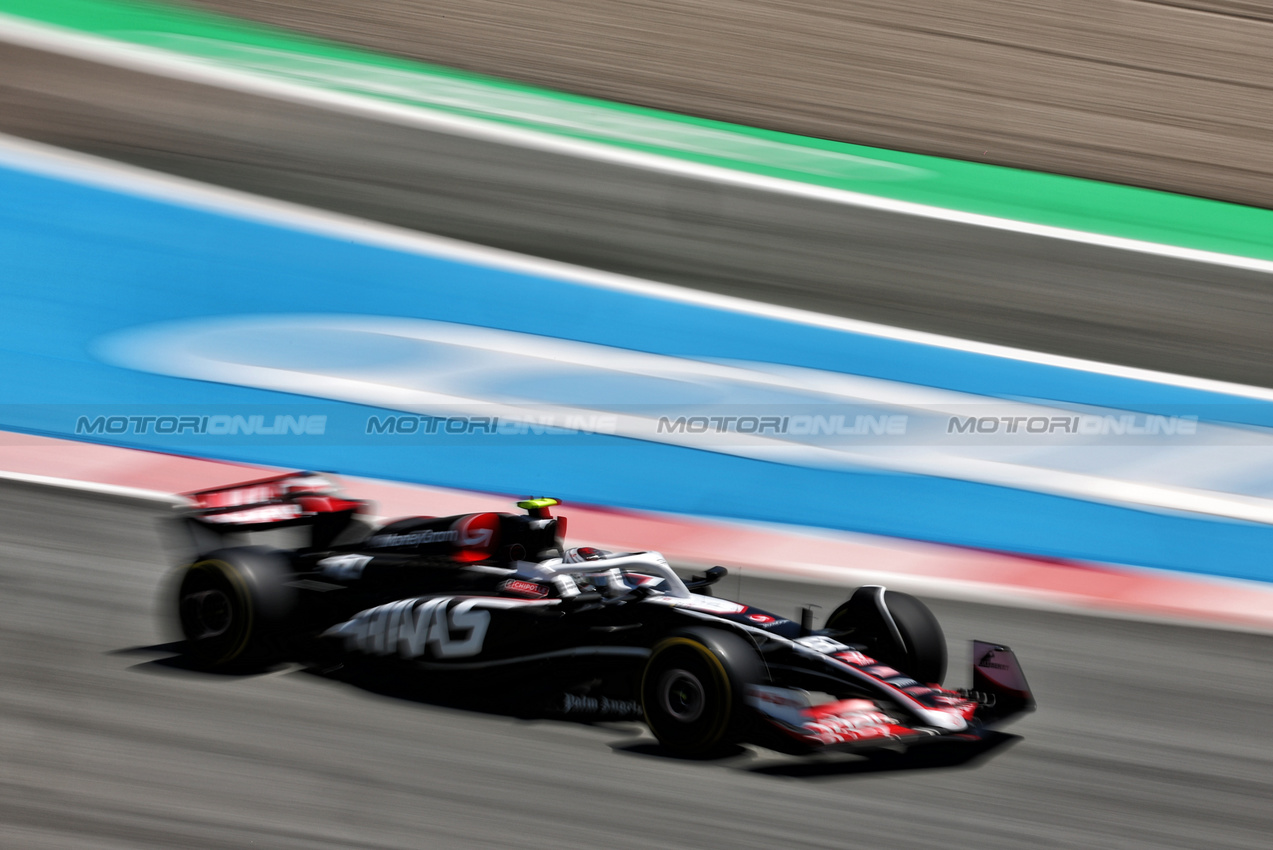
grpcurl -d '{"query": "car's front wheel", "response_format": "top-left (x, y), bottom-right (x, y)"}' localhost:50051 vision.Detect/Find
top-left (641, 627), bottom-right (762, 756)
top-left (825, 586), bottom-right (947, 685)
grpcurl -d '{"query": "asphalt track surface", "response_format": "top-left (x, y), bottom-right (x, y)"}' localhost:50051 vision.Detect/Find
top-left (2, 479), bottom-right (1271, 849)
top-left (4, 44), bottom-right (1273, 388)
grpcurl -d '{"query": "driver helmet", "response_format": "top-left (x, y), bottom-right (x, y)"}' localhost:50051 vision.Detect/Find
top-left (564, 546), bottom-right (610, 563)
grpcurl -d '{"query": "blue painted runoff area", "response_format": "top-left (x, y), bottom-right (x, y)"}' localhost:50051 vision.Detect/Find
top-left (2, 160), bottom-right (1272, 582)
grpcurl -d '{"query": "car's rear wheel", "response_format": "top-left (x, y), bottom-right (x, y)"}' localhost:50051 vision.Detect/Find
top-left (176, 547), bottom-right (295, 669)
top-left (825, 586), bottom-right (947, 685)
top-left (641, 627), bottom-right (762, 756)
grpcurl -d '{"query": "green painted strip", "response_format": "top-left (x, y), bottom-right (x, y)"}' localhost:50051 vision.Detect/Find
top-left (4, 0), bottom-right (1273, 261)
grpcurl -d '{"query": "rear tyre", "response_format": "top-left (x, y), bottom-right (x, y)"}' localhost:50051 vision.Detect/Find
top-left (175, 547), bottom-right (295, 669)
top-left (825, 586), bottom-right (947, 685)
top-left (641, 627), bottom-right (763, 756)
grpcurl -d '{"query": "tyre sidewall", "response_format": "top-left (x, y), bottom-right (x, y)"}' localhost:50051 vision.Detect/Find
top-left (826, 587), bottom-right (947, 685)
top-left (641, 627), bottom-right (762, 755)
top-left (175, 547), bottom-right (294, 668)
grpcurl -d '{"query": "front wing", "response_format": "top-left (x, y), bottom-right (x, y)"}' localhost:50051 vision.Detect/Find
top-left (747, 641), bottom-right (1034, 751)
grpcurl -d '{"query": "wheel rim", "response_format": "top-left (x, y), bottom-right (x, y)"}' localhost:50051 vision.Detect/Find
top-left (182, 588), bottom-right (233, 639)
top-left (658, 668), bottom-right (705, 723)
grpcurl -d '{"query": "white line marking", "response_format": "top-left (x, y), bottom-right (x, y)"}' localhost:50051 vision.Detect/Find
top-left (0, 469), bottom-right (181, 503)
top-left (3, 14), bottom-right (1273, 276)
top-left (3, 131), bottom-right (1272, 404)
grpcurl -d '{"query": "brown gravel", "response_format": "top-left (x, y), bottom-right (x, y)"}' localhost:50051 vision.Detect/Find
top-left (182, 0), bottom-right (1273, 208)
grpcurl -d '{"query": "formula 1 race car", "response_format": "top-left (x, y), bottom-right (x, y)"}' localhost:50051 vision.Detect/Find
top-left (169, 472), bottom-right (1034, 756)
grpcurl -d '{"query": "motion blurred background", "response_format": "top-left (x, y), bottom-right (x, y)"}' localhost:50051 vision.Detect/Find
top-left (1, 2), bottom-right (1271, 848)
top-left (184, 0), bottom-right (1273, 207)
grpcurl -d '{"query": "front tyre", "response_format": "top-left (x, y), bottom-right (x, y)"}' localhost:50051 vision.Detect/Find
top-left (825, 586), bottom-right (947, 685)
top-left (641, 628), bottom-right (762, 756)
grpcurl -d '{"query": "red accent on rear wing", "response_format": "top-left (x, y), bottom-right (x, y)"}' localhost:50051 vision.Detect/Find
top-left (182, 472), bottom-right (367, 530)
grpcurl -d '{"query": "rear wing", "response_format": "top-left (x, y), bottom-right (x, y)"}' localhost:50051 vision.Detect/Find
top-left (181, 472), bottom-right (369, 550)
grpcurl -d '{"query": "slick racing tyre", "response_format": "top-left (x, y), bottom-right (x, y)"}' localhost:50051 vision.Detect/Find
top-left (641, 627), bottom-right (763, 756)
top-left (176, 547), bottom-right (296, 669)
top-left (825, 586), bottom-right (947, 685)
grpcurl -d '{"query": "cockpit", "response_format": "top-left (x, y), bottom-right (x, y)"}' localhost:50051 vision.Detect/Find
top-left (511, 549), bottom-right (693, 600)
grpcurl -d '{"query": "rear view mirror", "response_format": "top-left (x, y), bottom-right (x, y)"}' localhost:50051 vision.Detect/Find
top-left (685, 566), bottom-right (728, 590)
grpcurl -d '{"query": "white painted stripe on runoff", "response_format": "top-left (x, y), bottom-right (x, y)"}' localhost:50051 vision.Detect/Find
top-left (5, 132), bottom-right (1273, 407)
top-left (3, 13), bottom-right (1273, 277)
top-left (0, 469), bottom-right (181, 503)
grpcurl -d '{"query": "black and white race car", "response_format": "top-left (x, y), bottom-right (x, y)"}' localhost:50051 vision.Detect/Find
top-left (171, 472), bottom-right (1033, 756)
